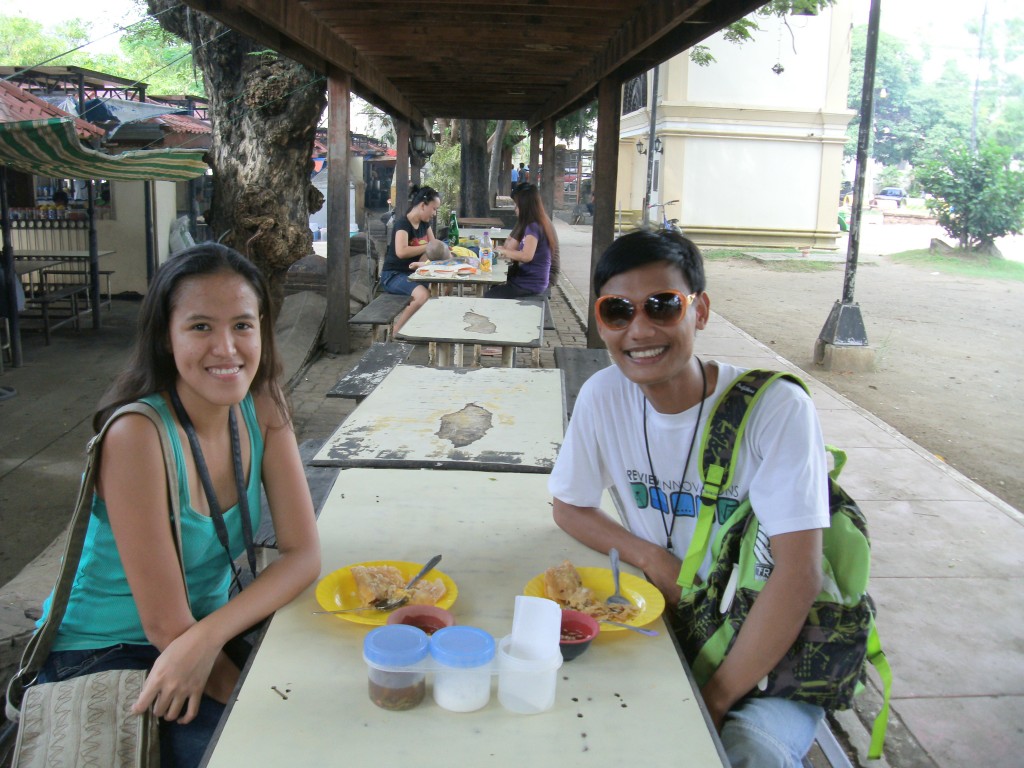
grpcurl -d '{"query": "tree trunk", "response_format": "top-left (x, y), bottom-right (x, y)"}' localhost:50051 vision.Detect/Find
top-left (461, 119), bottom-right (490, 217)
top-left (487, 120), bottom-right (508, 205)
top-left (148, 1), bottom-right (326, 319)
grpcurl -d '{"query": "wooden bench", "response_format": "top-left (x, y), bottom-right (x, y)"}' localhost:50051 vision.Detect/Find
top-left (554, 346), bottom-right (612, 419)
top-left (22, 284), bottom-right (89, 345)
top-left (326, 341), bottom-right (414, 401)
top-left (43, 268), bottom-right (115, 308)
top-left (348, 292), bottom-right (412, 342)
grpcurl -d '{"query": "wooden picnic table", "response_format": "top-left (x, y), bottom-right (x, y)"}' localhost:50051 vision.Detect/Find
top-left (457, 217), bottom-right (504, 229)
top-left (200, 469), bottom-right (727, 767)
top-left (409, 259), bottom-right (509, 297)
top-left (312, 365), bottom-right (565, 472)
top-left (395, 296), bottom-right (543, 368)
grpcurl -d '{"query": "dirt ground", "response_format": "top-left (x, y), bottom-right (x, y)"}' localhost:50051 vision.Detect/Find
top-left (703, 246), bottom-right (1024, 511)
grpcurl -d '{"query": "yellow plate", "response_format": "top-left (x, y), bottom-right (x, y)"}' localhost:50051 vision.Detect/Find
top-left (523, 566), bottom-right (665, 632)
top-left (316, 560), bottom-right (458, 626)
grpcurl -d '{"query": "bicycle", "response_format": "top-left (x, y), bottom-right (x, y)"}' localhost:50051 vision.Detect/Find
top-left (648, 199), bottom-right (683, 235)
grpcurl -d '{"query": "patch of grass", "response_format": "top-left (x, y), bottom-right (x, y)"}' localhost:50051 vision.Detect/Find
top-left (888, 249), bottom-right (1024, 282)
top-left (761, 260), bottom-right (839, 273)
top-left (702, 248), bottom-right (748, 261)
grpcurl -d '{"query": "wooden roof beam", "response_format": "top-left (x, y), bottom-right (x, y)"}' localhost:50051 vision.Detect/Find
top-left (184, 0), bottom-right (424, 125)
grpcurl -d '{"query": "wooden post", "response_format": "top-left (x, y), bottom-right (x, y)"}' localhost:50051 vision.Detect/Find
top-left (529, 126), bottom-right (540, 186)
top-left (541, 118), bottom-right (555, 217)
top-left (325, 68), bottom-right (352, 354)
top-left (396, 121), bottom-right (410, 218)
top-left (588, 76), bottom-right (622, 348)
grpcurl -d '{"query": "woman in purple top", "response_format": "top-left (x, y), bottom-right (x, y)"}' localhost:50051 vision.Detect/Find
top-left (488, 183), bottom-right (559, 299)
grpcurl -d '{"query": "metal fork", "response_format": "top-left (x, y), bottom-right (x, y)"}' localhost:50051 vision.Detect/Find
top-left (605, 548), bottom-right (632, 607)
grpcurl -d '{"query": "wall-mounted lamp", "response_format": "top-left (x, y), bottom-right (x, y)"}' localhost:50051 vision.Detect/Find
top-left (636, 137), bottom-right (663, 155)
top-left (423, 138), bottom-right (436, 157)
top-left (411, 133), bottom-right (426, 153)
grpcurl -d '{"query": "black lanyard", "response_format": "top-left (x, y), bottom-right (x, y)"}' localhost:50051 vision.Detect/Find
top-left (641, 357), bottom-right (706, 551)
top-left (169, 389), bottom-right (257, 591)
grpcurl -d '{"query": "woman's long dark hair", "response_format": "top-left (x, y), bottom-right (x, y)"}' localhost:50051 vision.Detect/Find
top-left (93, 243), bottom-right (287, 431)
top-left (509, 183), bottom-right (560, 280)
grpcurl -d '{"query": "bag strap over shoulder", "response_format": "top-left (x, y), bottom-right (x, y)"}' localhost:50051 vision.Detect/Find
top-left (677, 369), bottom-right (809, 592)
top-left (5, 401), bottom-right (186, 721)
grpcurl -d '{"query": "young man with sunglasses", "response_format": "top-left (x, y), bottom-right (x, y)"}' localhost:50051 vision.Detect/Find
top-left (548, 230), bottom-right (829, 768)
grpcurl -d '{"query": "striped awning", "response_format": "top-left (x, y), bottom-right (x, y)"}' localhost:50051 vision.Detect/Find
top-left (0, 118), bottom-right (208, 181)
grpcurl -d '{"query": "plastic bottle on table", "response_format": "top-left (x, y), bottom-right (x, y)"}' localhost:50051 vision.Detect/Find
top-left (479, 230), bottom-right (493, 273)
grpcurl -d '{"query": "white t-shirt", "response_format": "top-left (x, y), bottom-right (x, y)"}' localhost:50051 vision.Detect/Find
top-left (548, 361), bottom-right (829, 578)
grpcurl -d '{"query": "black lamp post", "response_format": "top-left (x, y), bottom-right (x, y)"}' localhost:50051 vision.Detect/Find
top-left (815, 0), bottom-right (881, 369)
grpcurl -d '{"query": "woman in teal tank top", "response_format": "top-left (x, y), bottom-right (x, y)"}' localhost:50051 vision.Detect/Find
top-left (32, 244), bottom-right (321, 767)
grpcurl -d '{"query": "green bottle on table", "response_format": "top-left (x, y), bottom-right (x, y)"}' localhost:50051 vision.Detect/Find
top-left (448, 212), bottom-right (459, 247)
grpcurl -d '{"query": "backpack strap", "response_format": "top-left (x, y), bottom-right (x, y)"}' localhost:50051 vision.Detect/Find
top-left (867, 621), bottom-right (893, 759)
top-left (677, 369), bottom-right (809, 592)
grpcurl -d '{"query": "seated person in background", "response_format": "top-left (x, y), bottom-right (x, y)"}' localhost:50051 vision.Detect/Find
top-left (379, 185), bottom-right (440, 333)
top-left (488, 183), bottom-right (559, 300)
top-left (548, 229), bottom-right (829, 768)
top-left (52, 188), bottom-right (70, 208)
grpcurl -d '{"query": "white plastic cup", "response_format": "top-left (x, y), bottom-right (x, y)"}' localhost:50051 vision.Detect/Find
top-left (509, 595), bottom-right (562, 660)
top-left (496, 634), bottom-right (563, 714)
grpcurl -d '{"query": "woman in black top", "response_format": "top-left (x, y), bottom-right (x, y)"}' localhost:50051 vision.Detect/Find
top-left (380, 185), bottom-right (440, 332)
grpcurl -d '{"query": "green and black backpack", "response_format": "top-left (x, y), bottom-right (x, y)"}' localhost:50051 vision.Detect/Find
top-left (674, 369), bottom-right (893, 759)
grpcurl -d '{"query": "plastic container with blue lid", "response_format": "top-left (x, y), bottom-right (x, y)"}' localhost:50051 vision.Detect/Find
top-left (363, 624), bottom-right (430, 710)
top-left (430, 626), bottom-right (496, 712)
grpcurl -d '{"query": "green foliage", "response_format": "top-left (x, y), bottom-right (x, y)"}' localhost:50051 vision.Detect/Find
top-left (916, 140), bottom-right (1024, 250)
top-left (888, 249), bottom-right (1024, 282)
top-left (0, 11), bottom-right (201, 96)
top-left (0, 15), bottom-right (90, 66)
top-left (424, 139), bottom-right (461, 224)
top-left (556, 104), bottom-right (596, 143)
top-left (846, 28), bottom-right (927, 166)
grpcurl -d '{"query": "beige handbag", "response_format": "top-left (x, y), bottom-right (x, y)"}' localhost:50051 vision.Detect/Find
top-left (5, 402), bottom-right (186, 768)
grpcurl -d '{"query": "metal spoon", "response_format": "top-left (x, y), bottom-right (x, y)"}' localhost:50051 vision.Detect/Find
top-left (313, 554), bottom-right (443, 615)
top-left (600, 620), bottom-right (659, 637)
top-left (605, 548), bottom-right (632, 607)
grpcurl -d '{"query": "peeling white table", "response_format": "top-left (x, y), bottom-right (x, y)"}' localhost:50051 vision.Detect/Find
top-left (201, 470), bottom-right (727, 767)
top-left (395, 296), bottom-right (544, 367)
top-left (312, 365), bottom-right (565, 472)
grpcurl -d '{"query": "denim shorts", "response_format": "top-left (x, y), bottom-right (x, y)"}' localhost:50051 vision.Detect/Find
top-left (37, 644), bottom-right (225, 768)
top-left (721, 696), bottom-right (824, 768)
top-left (380, 269), bottom-right (419, 296)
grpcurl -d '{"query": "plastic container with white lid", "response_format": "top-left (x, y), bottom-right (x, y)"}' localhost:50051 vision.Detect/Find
top-left (429, 626), bottom-right (496, 712)
top-left (363, 624), bottom-right (430, 710)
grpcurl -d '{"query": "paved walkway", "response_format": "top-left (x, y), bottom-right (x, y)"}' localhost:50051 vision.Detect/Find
top-left (1, 217), bottom-right (1021, 766)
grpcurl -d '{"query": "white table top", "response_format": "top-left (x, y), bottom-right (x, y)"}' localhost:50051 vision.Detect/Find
top-left (312, 365), bottom-right (565, 472)
top-left (203, 470), bottom-right (726, 767)
top-left (409, 259), bottom-right (509, 289)
top-left (395, 296), bottom-right (543, 348)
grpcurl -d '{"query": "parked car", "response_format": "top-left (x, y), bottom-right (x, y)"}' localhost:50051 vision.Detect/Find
top-left (872, 187), bottom-right (907, 209)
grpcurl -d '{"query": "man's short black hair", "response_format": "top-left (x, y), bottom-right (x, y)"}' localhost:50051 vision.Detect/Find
top-left (593, 229), bottom-right (706, 296)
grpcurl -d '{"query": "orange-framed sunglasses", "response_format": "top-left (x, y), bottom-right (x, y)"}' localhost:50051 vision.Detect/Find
top-left (594, 289), bottom-right (698, 331)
